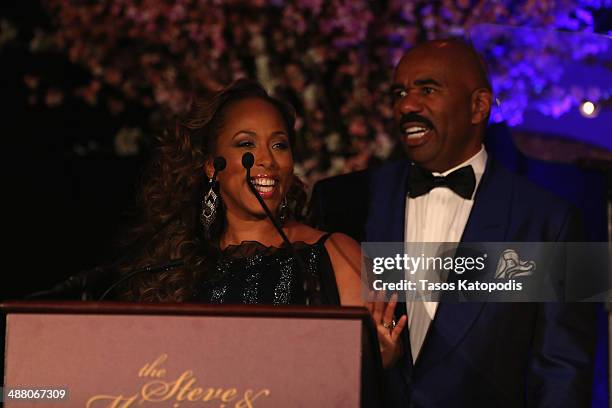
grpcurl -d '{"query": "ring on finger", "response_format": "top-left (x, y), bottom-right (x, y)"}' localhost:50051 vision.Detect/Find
top-left (382, 320), bottom-right (396, 330)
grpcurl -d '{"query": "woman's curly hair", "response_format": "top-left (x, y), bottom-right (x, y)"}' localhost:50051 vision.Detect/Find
top-left (120, 79), bottom-right (306, 302)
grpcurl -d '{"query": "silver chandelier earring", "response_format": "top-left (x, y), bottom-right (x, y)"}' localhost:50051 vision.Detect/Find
top-left (201, 178), bottom-right (219, 236)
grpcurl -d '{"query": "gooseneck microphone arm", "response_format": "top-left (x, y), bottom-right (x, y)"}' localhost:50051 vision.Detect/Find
top-left (97, 259), bottom-right (185, 301)
top-left (241, 153), bottom-right (292, 245)
top-left (241, 153), bottom-right (320, 305)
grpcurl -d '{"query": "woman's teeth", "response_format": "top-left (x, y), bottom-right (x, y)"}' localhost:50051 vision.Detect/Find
top-left (404, 126), bottom-right (429, 139)
top-left (252, 178), bottom-right (277, 193)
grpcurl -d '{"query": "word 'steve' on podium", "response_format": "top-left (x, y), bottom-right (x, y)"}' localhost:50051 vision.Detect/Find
top-left (1, 301), bottom-right (383, 407)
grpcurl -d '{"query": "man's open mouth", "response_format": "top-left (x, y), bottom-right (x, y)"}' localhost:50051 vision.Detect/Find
top-left (403, 125), bottom-right (431, 139)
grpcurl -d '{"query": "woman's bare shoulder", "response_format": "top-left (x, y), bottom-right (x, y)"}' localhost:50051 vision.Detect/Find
top-left (286, 222), bottom-right (327, 244)
top-left (288, 223), bottom-right (362, 306)
top-left (324, 232), bottom-right (361, 259)
top-left (288, 222), bottom-right (360, 248)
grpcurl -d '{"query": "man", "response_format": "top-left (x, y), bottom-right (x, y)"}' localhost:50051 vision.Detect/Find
top-left (309, 39), bottom-right (596, 407)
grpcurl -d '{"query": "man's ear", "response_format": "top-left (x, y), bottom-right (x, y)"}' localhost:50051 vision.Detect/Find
top-left (471, 88), bottom-right (493, 125)
top-left (204, 158), bottom-right (214, 180)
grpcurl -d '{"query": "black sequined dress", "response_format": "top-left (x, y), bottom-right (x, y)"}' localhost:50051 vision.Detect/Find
top-left (195, 234), bottom-right (340, 305)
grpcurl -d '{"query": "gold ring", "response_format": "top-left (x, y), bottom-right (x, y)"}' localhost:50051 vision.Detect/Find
top-left (382, 320), bottom-right (396, 330)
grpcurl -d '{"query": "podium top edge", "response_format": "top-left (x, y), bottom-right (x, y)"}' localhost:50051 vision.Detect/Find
top-left (0, 300), bottom-right (369, 320)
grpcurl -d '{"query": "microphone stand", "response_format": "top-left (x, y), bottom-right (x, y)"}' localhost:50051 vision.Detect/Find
top-left (241, 153), bottom-right (320, 305)
top-left (98, 259), bottom-right (184, 300)
top-left (24, 266), bottom-right (111, 301)
top-left (26, 157), bottom-right (228, 301)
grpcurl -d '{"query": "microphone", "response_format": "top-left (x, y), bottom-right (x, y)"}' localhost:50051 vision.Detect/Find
top-left (241, 153), bottom-right (254, 169)
top-left (212, 156), bottom-right (227, 181)
top-left (241, 152), bottom-right (320, 305)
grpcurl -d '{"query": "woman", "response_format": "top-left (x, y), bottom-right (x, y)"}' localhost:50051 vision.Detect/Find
top-left (121, 79), bottom-right (405, 368)
top-left (121, 79), bottom-right (362, 306)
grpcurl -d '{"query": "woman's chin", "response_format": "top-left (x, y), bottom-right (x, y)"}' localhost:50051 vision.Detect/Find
top-left (246, 208), bottom-right (276, 221)
top-left (229, 194), bottom-right (280, 221)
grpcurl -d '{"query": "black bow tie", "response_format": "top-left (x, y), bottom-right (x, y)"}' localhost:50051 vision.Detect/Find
top-left (407, 164), bottom-right (476, 199)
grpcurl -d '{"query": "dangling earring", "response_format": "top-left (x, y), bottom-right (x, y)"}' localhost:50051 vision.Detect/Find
top-left (201, 178), bottom-right (219, 236)
top-left (278, 196), bottom-right (288, 224)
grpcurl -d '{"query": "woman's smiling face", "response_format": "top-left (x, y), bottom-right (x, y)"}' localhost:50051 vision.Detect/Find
top-left (208, 97), bottom-right (294, 221)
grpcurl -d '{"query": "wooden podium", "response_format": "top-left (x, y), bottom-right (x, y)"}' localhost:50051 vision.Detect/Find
top-left (1, 301), bottom-right (383, 407)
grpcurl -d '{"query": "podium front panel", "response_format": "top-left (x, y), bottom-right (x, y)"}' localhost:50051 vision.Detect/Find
top-left (4, 312), bottom-right (362, 407)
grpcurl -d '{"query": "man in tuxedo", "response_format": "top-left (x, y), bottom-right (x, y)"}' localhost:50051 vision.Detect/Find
top-left (309, 39), bottom-right (596, 407)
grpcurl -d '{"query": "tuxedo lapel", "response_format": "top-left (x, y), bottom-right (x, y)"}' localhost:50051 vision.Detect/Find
top-left (461, 158), bottom-right (512, 243)
top-left (415, 158), bottom-right (514, 372)
top-left (365, 160), bottom-right (410, 243)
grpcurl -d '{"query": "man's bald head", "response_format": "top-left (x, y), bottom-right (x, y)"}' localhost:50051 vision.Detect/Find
top-left (400, 39), bottom-right (492, 93)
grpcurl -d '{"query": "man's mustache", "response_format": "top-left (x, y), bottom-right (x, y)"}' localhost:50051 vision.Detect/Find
top-left (399, 113), bottom-right (434, 130)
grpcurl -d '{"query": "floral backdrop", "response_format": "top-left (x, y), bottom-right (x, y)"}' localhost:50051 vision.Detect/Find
top-left (2, 0), bottom-right (611, 186)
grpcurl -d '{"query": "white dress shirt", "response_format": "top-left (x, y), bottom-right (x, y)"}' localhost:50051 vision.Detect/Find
top-left (405, 146), bottom-right (487, 361)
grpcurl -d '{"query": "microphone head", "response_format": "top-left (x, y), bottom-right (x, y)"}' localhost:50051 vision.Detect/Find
top-left (213, 156), bottom-right (226, 172)
top-left (241, 152), bottom-right (254, 169)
